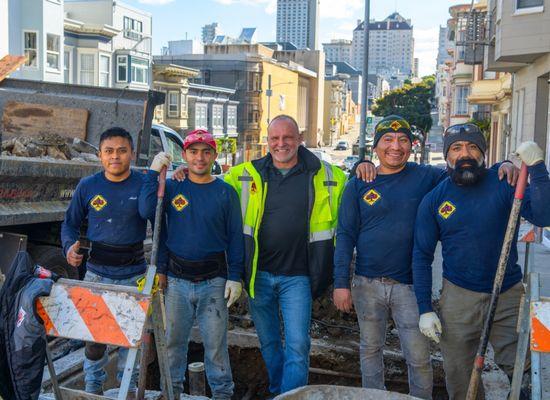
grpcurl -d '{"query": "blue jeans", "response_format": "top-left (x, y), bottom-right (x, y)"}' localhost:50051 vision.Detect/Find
top-left (351, 275), bottom-right (433, 399)
top-left (165, 276), bottom-right (234, 400)
top-left (248, 271), bottom-right (312, 395)
top-left (82, 271), bottom-right (143, 394)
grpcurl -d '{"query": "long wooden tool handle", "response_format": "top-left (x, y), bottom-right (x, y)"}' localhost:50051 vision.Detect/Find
top-left (466, 163), bottom-right (528, 400)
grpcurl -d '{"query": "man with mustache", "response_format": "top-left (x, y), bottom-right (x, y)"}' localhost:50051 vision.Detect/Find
top-left (224, 115), bottom-right (347, 396)
top-left (140, 130), bottom-right (244, 399)
top-left (413, 123), bottom-right (550, 400)
top-left (333, 116), bottom-right (518, 399)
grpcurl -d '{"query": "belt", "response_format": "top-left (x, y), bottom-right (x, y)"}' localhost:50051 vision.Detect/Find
top-left (88, 241), bottom-right (145, 267)
top-left (168, 252), bottom-right (226, 283)
top-left (372, 276), bottom-right (400, 285)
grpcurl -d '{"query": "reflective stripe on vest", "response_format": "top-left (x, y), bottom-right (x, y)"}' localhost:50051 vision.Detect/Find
top-left (238, 170), bottom-right (253, 235)
top-left (310, 228), bottom-right (335, 242)
top-left (323, 161), bottom-right (334, 211)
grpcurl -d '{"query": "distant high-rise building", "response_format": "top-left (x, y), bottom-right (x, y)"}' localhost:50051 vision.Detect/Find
top-left (202, 22), bottom-right (220, 44)
top-left (276, 0), bottom-right (319, 50)
top-left (436, 25), bottom-right (451, 66)
top-left (322, 39), bottom-right (352, 64)
top-left (413, 57), bottom-right (419, 77)
top-left (352, 12), bottom-right (414, 78)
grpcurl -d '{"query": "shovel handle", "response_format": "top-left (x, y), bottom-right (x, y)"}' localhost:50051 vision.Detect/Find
top-left (157, 167), bottom-right (167, 198)
top-left (514, 163), bottom-right (528, 200)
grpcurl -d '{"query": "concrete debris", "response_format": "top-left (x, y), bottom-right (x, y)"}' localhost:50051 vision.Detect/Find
top-left (1, 133), bottom-right (98, 162)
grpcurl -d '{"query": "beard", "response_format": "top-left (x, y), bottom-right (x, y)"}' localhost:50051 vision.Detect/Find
top-left (447, 158), bottom-right (487, 186)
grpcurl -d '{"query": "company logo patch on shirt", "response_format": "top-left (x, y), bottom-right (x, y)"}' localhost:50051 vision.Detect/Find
top-left (171, 194), bottom-right (189, 211)
top-left (90, 195), bottom-right (107, 211)
top-left (438, 201), bottom-right (456, 219)
top-left (251, 182), bottom-right (257, 194)
top-left (363, 189), bottom-right (381, 206)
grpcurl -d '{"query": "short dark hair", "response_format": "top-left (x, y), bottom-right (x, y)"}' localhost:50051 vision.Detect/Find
top-left (98, 127), bottom-right (134, 150)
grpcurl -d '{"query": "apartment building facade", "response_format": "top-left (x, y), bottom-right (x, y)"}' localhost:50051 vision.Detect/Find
top-left (322, 39), bottom-right (352, 64)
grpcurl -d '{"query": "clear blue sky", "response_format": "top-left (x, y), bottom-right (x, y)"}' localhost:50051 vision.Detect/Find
top-left (126, 0), bottom-right (467, 76)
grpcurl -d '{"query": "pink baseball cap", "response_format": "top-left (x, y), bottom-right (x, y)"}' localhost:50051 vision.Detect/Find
top-left (183, 129), bottom-right (217, 151)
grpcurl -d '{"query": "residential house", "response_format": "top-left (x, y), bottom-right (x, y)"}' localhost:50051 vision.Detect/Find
top-left (64, 0), bottom-right (152, 90)
top-left (486, 0), bottom-right (550, 167)
top-left (6, 0), bottom-right (65, 83)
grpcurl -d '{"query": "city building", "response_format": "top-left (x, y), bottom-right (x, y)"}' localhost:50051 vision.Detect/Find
top-left (326, 61), bottom-right (362, 106)
top-left (162, 39), bottom-right (204, 56)
top-left (437, 25), bottom-right (451, 66)
top-left (0, 0), bottom-right (9, 58)
top-left (152, 63), bottom-right (200, 133)
top-left (413, 57), bottom-right (419, 77)
top-left (155, 43), bottom-right (323, 160)
top-left (202, 22), bottom-right (221, 45)
top-left (484, 0), bottom-right (550, 167)
top-left (322, 39), bottom-right (352, 64)
top-left (276, 0), bottom-right (320, 50)
top-left (64, 0), bottom-right (152, 90)
top-left (352, 12), bottom-right (414, 79)
top-left (6, 0), bottom-right (65, 83)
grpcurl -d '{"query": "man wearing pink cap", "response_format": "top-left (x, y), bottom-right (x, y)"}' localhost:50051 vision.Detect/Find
top-left (139, 130), bottom-right (244, 399)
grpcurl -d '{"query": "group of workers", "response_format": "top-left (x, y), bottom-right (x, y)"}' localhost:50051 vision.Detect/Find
top-left (60, 113), bottom-right (550, 400)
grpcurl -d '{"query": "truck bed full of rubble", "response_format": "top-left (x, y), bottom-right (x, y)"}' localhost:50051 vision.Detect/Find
top-left (1, 133), bottom-right (99, 163)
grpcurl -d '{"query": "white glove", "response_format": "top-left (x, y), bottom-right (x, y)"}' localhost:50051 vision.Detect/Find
top-left (224, 280), bottom-right (242, 308)
top-left (515, 141), bottom-right (544, 166)
top-left (419, 312), bottom-right (442, 344)
top-left (151, 152), bottom-right (173, 172)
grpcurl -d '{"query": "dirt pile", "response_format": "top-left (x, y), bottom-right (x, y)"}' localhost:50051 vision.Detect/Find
top-left (1, 133), bottom-right (98, 162)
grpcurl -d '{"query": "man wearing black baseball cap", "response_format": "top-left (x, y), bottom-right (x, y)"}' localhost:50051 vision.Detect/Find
top-left (413, 123), bottom-right (550, 399)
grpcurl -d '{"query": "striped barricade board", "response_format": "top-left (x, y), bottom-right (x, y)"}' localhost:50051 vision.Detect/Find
top-left (36, 278), bottom-right (151, 348)
top-left (531, 298), bottom-right (550, 353)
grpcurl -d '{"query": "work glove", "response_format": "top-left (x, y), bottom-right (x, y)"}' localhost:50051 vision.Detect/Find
top-left (151, 152), bottom-right (173, 172)
top-left (515, 141), bottom-right (544, 166)
top-left (419, 312), bottom-right (442, 344)
top-left (224, 280), bottom-right (242, 308)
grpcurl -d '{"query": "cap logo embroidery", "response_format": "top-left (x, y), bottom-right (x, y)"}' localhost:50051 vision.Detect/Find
top-left (172, 194), bottom-right (189, 211)
top-left (90, 195), bottom-right (107, 211)
top-left (390, 121), bottom-right (402, 131)
top-left (363, 189), bottom-right (381, 206)
top-left (438, 201), bottom-right (456, 219)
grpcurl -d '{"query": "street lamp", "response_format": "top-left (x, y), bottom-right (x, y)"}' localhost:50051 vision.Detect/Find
top-left (359, 0), bottom-right (371, 160)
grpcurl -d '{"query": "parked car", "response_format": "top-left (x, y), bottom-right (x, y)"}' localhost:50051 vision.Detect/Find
top-left (334, 140), bottom-right (349, 151)
top-left (310, 149), bottom-right (333, 164)
top-left (343, 155), bottom-right (360, 171)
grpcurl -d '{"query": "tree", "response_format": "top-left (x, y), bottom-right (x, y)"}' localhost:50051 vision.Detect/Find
top-left (372, 76), bottom-right (435, 164)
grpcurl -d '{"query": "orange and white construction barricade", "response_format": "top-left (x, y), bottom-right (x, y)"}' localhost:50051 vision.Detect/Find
top-left (37, 267), bottom-right (173, 400)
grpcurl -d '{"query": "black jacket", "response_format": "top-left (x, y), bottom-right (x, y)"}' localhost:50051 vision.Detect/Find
top-left (0, 252), bottom-right (54, 400)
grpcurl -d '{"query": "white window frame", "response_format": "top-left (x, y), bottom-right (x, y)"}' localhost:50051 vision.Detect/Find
top-left (167, 91), bottom-right (179, 118)
top-left (123, 16), bottom-right (143, 41)
top-left (46, 33), bottom-right (61, 71)
top-left (212, 104), bottom-right (223, 128)
top-left (116, 55), bottom-right (128, 83)
top-left (195, 103), bottom-right (208, 129)
top-left (77, 50), bottom-right (97, 86)
top-left (227, 105), bottom-right (237, 128)
top-left (130, 56), bottom-right (148, 85)
top-left (99, 54), bottom-right (111, 87)
top-left (514, 0), bottom-right (544, 15)
top-left (64, 47), bottom-right (73, 84)
top-left (454, 86), bottom-right (470, 116)
top-left (23, 30), bottom-right (38, 69)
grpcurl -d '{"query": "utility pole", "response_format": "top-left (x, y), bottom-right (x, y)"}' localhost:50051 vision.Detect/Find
top-left (358, 0), bottom-right (370, 160)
